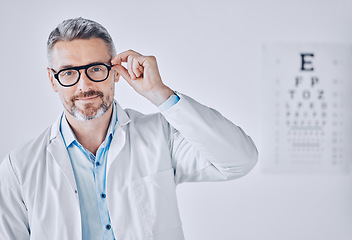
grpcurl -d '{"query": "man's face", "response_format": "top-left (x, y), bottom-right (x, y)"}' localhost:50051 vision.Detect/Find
top-left (48, 38), bottom-right (119, 121)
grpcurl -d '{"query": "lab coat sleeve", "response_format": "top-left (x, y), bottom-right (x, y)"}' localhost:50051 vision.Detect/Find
top-left (0, 154), bottom-right (30, 239)
top-left (161, 93), bottom-right (258, 184)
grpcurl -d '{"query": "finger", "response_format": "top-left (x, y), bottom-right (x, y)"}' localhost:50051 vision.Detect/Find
top-left (133, 58), bottom-right (143, 78)
top-left (111, 49), bottom-right (141, 65)
top-left (112, 64), bottom-right (132, 84)
top-left (127, 55), bottom-right (137, 80)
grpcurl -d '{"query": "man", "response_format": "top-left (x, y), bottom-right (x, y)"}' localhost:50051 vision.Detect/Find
top-left (0, 17), bottom-right (258, 240)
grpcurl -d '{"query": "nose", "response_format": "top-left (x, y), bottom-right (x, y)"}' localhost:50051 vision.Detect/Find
top-left (76, 70), bottom-right (93, 91)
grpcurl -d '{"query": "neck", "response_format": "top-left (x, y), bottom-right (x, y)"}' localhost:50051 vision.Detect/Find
top-left (65, 105), bottom-right (113, 155)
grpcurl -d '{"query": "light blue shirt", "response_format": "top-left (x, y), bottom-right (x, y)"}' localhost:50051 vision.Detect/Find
top-left (59, 94), bottom-right (179, 240)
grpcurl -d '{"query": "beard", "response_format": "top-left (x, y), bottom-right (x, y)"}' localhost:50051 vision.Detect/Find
top-left (63, 89), bottom-right (113, 121)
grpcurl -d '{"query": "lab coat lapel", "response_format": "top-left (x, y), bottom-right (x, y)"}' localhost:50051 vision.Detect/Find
top-left (106, 127), bottom-right (126, 173)
top-left (47, 115), bottom-right (78, 193)
top-left (106, 101), bottom-right (130, 175)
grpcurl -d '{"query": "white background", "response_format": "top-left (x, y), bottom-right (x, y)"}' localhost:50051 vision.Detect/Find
top-left (0, 0), bottom-right (351, 239)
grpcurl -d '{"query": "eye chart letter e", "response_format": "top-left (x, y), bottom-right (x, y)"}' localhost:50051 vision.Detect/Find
top-left (261, 43), bottom-right (352, 174)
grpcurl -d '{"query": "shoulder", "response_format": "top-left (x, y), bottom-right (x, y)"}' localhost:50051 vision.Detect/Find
top-left (10, 126), bottom-right (52, 159)
top-left (125, 108), bottom-right (168, 127)
top-left (1, 125), bottom-right (53, 177)
top-left (123, 108), bottom-right (173, 138)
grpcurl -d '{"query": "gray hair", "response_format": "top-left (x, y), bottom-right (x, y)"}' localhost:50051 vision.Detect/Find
top-left (47, 17), bottom-right (116, 65)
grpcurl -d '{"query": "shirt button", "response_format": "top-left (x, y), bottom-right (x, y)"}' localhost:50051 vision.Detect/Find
top-left (101, 193), bottom-right (106, 198)
top-left (96, 162), bottom-right (100, 166)
top-left (106, 224), bottom-right (111, 230)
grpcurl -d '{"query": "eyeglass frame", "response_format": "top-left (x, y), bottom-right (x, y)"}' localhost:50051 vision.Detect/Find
top-left (51, 62), bottom-right (112, 87)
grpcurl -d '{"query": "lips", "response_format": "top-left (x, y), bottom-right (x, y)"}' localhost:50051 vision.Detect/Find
top-left (76, 95), bottom-right (98, 101)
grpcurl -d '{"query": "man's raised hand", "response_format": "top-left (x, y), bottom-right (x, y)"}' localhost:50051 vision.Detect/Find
top-left (111, 50), bottom-right (174, 106)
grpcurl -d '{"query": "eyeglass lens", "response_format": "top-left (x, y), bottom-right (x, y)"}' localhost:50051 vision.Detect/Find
top-left (58, 64), bottom-right (109, 86)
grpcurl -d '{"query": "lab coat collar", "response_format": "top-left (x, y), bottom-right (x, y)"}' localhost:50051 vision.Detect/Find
top-left (114, 99), bottom-right (131, 127)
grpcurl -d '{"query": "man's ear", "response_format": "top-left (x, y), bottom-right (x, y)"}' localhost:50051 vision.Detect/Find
top-left (47, 67), bottom-right (58, 92)
top-left (114, 69), bottom-right (120, 83)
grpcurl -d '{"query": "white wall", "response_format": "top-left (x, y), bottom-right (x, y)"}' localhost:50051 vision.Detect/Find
top-left (1, 0), bottom-right (351, 239)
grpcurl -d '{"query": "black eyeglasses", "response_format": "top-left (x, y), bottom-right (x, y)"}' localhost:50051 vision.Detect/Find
top-left (51, 62), bottom-right (112, 87)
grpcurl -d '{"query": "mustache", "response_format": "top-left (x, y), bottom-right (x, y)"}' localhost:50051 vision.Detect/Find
top-left (71, 90), bottom-right (104, 101)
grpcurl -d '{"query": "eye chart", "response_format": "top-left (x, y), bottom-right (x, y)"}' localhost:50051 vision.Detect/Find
top-left (261, 43), bottom-right (352, 174)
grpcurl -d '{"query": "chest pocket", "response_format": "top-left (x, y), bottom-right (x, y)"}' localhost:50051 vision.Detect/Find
top-left (131, 168), bottom-right (182, 237)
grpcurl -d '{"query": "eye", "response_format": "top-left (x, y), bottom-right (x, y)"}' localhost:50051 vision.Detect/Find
top-left (92, 67), bottom-right (102, 72)
top-left (59, 70), bottom-right (76, 78)
top-left (64, 70), bottom-right (75, 76)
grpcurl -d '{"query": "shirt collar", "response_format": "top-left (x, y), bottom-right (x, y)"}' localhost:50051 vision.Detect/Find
top-left (105, 101), bottom-right (118, 141)
top-left (60, 101), bottom-right (118, 148)
top-left (60, 114), bottom-right (76, 148)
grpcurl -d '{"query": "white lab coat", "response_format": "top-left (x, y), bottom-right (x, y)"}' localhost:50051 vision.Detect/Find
top-left (0, 93), bottom-right (258, 240)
